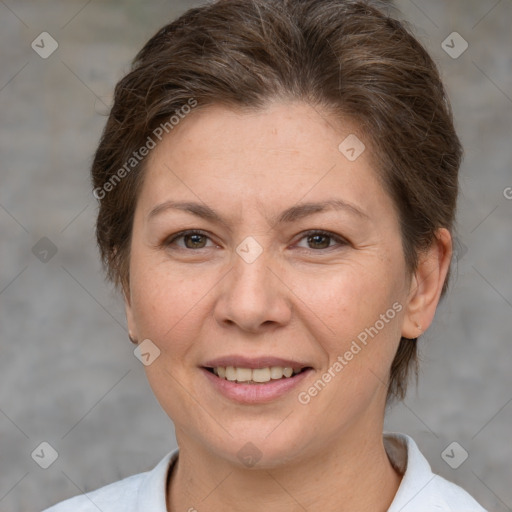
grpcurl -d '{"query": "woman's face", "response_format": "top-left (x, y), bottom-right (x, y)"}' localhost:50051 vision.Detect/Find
top-left (125, 101), bottom-right (418, 466)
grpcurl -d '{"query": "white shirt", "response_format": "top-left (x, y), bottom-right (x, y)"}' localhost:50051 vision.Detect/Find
top-left (42, 433), bottom-right (487, 511)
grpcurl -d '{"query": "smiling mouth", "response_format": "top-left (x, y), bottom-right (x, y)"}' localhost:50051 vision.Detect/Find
top-left (204, 366), bottom-right (311, 384)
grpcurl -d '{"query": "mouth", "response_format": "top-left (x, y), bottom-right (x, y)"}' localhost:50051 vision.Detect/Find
top-left (200, 356), bottom-right (314, 403)
top-left (203, 365), bottom-right (312, 384)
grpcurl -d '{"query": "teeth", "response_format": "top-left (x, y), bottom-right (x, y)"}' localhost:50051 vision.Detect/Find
top-left (270, 366), bottom-right (284, 379)
top-left (212, 366), bottom-right (302, 383)
top-left (252, 368), bottom-right (271, 382)
top-left (283, 367), bottom-right (293, 378)
top-left (236, 367), bottom-right (252, 381)
top-left (225, 366), bottom-right (237, 381)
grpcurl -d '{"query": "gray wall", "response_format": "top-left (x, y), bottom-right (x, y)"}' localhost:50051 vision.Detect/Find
top-left (0, 1), bottom-right (510, 511)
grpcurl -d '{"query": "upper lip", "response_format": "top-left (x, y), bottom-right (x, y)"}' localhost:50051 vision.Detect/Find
top-left (202, 356), bottom-right (311, 371)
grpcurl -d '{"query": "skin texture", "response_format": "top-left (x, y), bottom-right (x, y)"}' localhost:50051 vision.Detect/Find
top-left (124, 101), bottom-right (452, 512)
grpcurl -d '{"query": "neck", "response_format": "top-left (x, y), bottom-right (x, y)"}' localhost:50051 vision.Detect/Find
top-left (167, 428), bottom-right (402, 512)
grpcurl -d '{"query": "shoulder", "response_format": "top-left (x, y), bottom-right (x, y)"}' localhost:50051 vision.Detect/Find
top-left (385, 433), bottom-right (487, 512)
top-left (429, 473), bottom-right (488, 511)
top-left (41, 450), bottom-right (178, 512)
top-left (42, 472), bottom-right (143, 512)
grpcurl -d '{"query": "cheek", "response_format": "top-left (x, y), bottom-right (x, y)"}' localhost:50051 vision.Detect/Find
top-left (295, 262), bottom-right (396, 327)
top-left (129, 251), bottom-right (223, 363)
top-left (128, 246), bottom-right (191, 347)
top-left (292, 258), bottom-right (404, 369)
top-left (132, 282), bottom-right (193, 349)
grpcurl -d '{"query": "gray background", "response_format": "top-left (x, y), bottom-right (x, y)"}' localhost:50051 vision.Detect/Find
top-left (0, 1), bottom-right (511, 511)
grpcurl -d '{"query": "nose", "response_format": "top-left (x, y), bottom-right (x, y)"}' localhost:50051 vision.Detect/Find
top-left (213, 242), bottom-right (292, 334)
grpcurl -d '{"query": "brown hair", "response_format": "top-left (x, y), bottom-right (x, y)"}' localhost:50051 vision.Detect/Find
top-left (91, 0), bottom-right (462, 403)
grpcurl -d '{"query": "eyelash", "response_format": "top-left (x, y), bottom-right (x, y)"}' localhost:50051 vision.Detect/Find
top-left (164, 229), bottom-right (348, 252)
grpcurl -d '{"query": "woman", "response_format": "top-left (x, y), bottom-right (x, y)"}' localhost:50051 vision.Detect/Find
top-left (44, 0), bottom-right (487, 510)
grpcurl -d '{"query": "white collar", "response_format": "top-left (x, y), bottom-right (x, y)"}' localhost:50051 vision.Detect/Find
top-left (133, 432), bottom-right (485, 511)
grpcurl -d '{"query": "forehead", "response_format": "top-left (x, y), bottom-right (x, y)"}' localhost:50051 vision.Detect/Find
top-left (148, 101), bottom-right (364, 166)
top-left (139, 101), bottom-right (392, 223)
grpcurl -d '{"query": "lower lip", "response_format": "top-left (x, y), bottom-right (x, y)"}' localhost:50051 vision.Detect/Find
top-left (201, 367), bottom-right (313, 404)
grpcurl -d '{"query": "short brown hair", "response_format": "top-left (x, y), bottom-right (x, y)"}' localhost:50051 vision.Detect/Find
top-left (91, 0), bottom-right (462, 403)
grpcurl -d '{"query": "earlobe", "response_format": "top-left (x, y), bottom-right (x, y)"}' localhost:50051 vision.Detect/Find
top-left (123, 286), bottom-right (139, 344)
top-left (401, 228), bottom-right (452, 339)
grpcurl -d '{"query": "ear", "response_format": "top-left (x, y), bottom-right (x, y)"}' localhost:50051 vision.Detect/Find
top-left (401, 228), bottom-right (452, 339)
top-left (123, 284), bottom-right (138, 343)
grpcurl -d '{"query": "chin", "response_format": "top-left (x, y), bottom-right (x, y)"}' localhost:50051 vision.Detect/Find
top-left (197, 415), bottom-right (323, 469)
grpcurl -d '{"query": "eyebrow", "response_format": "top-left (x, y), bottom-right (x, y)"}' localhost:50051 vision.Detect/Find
top-left (147, 199), bottom-right (369, 226)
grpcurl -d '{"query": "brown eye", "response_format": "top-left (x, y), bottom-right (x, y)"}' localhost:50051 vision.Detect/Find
top-left (183, 233), bottom-right (207, 249)
top-left (295, 230), bottom-right (347, 251)
top-left (307, 233), bottom-right (331, 249)
top-left (165, 230), bottom-right (214, 250)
